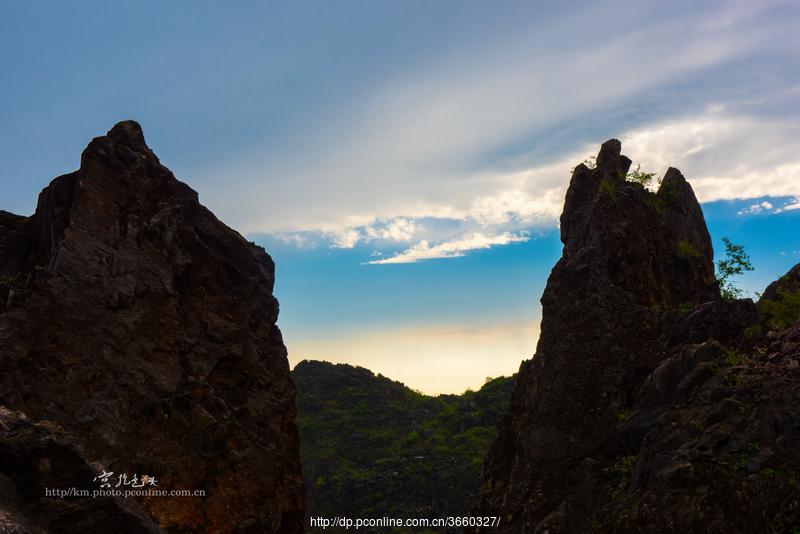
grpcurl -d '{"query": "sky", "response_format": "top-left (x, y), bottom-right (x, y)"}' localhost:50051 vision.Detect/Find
top-left (1, 1), bottom-right (799, 393)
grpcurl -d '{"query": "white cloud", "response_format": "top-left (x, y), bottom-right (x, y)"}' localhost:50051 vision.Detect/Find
top-left (620, 111), bottom-right (800, 203)
top-left (363, 217), bottom-right (419, 243)
top-left (738, 201), bottom-right (774, 215)
top-left (274, 232), bottom-right (311, 248)
top-left (195, 0), bottom-right (796, 242)
top-left (317, 217), bottom-right (422, 249)
top-left (330, 229), bottom-right (361, 249)
top-left (776, 197), bottom-right (800, 212)
top-left (268, 104), bottom-right (800, 264)
top-left (367, 231), bottom-right (529, 265)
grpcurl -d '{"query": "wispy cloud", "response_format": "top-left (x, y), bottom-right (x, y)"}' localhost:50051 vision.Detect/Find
top-left (776, 197), bottom-right (800, 213)
top-left (366, 231), bottom-right (529, 264)
top-left (365, 217), bottom-right (418, 242)
top-left (738, 201), bottom-right (774, 215)
top-left (197, 0), bottom-right (797, 244)
top-left (331, 229), bottom-right (361, 249)
top-left (265, 103), bottom-right (800, 266)
top-left (620, 107), bottom-right (800, 203)
top-left (734, 196), bottom-right (800, 216)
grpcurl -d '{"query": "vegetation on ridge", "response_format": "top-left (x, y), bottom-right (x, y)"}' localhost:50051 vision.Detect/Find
top-left (758, 270), bottom-right (800, 329)
top-left (623, 164), bottom-right (659, 188)
top-left (293, 360), bottom-right (515, 532)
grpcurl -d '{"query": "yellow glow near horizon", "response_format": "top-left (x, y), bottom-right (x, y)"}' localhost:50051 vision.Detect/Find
top-left (286, 321), bottom-right (539, 395)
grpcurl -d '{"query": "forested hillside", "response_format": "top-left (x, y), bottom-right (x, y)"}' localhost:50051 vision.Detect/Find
top-left (293, 360), bottom-right (514, 532)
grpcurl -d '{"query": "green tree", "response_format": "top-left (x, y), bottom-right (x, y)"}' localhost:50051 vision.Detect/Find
top-left (623, 164), bottom-right (658, 188)
top-left (716, 237), bottom-right (753, 299)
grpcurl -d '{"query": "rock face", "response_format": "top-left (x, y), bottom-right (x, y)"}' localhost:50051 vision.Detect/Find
top-left (0, 122), bottom-right (304, 532)
top-left (0, 407), bottom-right (163, 534)
top-left (473, 140), bottom-right (800, 532)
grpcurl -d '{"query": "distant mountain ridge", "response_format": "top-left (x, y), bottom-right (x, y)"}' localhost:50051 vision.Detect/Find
top-left (293, 360), bottom-right (514, 532)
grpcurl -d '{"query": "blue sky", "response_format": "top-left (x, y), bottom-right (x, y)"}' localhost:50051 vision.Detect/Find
top-left (2, 1), bottom-right (798, 392)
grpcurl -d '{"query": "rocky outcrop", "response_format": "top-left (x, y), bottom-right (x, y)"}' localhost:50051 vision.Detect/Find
top-left (0, 121), bottom-right (304, 532)
top-left (473, 140), bottom-right (800, 532)
top-left (0, 406), bottom-right (163, 534)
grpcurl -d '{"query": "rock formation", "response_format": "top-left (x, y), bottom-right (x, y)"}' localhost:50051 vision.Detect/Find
top-left (0, 406), bottom-right (163, 533)
top-left (473, 140), bottom-right (800, 532)
top-left (0, 121), bottom-right (304, 532)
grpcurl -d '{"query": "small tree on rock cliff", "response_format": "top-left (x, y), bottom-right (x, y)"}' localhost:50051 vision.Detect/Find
top-left (623, 164), bottom-right (659, 188)
top-left (716, 237), bottom-right (754, 299)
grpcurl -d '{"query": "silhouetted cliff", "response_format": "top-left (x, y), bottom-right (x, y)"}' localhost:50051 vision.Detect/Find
top-left (474, 140), bottom-right (800, 533)
top-left (0, 121), bottom-right (304, 533)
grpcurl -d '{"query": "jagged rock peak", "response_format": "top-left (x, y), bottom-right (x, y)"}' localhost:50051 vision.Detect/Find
top-left (80, 119), bottom-right (165, 176)
top-left (0, 122), bottom-right (304, 532)
top-left (107, 119), bottom-right (147, 145)
top-left (473, 140), bottom-right (731, 532)
top-left (561, 139), bottom-right (718, 309)
top-left (595, 137), bottom-right (632, 176)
